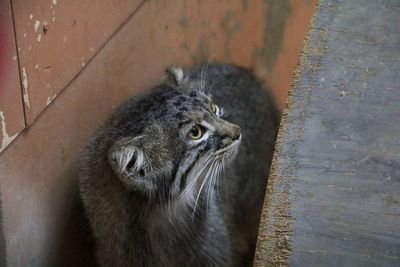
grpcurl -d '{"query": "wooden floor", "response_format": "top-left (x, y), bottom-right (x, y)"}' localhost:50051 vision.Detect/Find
top-left (255, 0), bottom-right (400, 266)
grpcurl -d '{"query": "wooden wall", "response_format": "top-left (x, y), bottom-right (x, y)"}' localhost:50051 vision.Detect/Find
top-left (0, 0), bottom-right (316, 265)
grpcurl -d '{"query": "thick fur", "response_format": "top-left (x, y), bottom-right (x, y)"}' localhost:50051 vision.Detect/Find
top-left (79, 63), bottom-right (279, 267)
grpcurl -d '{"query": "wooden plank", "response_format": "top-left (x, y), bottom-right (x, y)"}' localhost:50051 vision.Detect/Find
top-left (255, 0), bottom-right (400, 266)
top-left (0, 0), bottom-right (25, 153)
top-left (12, 0), bottom-right (143, 124)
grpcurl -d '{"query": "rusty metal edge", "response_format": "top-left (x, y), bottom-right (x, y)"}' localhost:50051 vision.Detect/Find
top-left (253, 1), bottom-right (324, 266)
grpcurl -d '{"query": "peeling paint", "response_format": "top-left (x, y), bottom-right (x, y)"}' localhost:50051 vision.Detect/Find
top-left (37, 34), bottom-right (42, 42)
top-left (22, 67), bottom-right (28, 91)
top-left (52, 0), bottom-right (57, 5)
top-left (13, 56), bottom-right (17, 61)
top-left (34, 20), bottom-right (41, 32)
top-left (46, 94), bottom-right (57, 106)
top-left (0, 111), bottom-right (18, 152)
top-left (42, 22), bottom-right (49, 34)
top-left (35, 64), bottom-right (39, 69)
top-left (23, 33), bottom-right (27, 38)
top-left (29, 14), bottom-right (34, 20)
top-left (22, 67), bottom-right (30, 109)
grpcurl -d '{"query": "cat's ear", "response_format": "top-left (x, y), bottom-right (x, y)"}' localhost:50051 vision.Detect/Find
top-left (108, 136), bottom-right (154, 191)
top-left (162, 66), bottom-right (186, 86)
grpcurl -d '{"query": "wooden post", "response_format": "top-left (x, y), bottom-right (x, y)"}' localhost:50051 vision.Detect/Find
top-left (255, 0), bottom-right (400, 266)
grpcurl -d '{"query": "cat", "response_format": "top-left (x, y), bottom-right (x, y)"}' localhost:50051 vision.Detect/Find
top-left (79, 63), bottom-right (279, 267)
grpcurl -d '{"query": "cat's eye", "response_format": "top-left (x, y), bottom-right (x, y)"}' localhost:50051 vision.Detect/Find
top-left (189, 125), bottom-right (203, 140)
top-left (211, 103), bottom-right (218, 114)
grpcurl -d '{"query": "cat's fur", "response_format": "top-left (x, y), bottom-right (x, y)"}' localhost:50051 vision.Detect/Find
top-left (79, 63), bottom-right (279, 267)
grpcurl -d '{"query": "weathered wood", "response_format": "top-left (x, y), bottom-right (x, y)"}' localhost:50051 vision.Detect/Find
top-left (255, 0), bottom-right (400, 266)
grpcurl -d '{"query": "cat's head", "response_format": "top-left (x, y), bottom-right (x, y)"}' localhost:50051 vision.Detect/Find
top-left (107, 67), bottom-right (241, 205)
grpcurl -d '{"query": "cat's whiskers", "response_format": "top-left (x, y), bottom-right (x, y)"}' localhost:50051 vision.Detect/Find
top-left (181, 139), bottom-right (239, 218)
top-left (205, 160), bottom-right (219, 211)
top-left (179, 154), bottom-right (214, 200)
top-left (199, 64), bottom-right (216, 95)
top-left (192, 158), bottom-right (218, 219)
top-left (215, 162), bottom-right (223, 199)
top-left (212, 161), bottom-right (222, 204)
top-left (199, 64), bottom-right (208, 91)
top-left (192, 159), bottom-right (215, 211)
top-left (167, 154), bottom-right (213, 222)
top-left (215, 148), bottom-right (234, 200)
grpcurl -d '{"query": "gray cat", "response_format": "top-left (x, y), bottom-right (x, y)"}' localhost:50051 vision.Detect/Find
top-left (79, 63), bottom-right (279, 267)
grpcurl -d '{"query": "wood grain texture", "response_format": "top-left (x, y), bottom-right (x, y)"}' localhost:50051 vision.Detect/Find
top-left (12, 0), bottom-right (143, 125)
top-left (255, 0), bottom-right (400, 266)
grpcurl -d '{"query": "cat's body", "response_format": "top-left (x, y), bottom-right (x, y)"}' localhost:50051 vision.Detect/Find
top-left (79, 63), bottom-right (279, 267)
